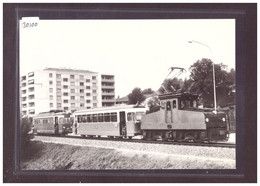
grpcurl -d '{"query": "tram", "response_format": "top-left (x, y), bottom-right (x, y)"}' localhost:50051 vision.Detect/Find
top-left (33, 110), bottom-right (73, 135)
top-left (73, 105), bottom-right (147, 138)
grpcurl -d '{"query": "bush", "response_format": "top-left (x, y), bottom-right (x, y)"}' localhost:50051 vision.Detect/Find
top-left (20, 116), bottom-right (34, 156)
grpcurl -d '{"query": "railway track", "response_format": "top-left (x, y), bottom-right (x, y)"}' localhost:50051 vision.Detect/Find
top-left (35, 134), bottom-right (236, 148)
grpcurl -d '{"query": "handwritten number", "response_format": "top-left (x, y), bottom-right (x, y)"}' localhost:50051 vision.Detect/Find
top-left (22, 22), bottom-right (38, 28)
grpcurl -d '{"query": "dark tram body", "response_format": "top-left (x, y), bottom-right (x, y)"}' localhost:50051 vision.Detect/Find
top-left (33, 110), bottom-right (73, 135)
top-left (141, 92), bottom-right (229, 142)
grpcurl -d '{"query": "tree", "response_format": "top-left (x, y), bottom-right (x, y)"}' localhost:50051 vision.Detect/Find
top-left (184, 58), bottom-right (235, 107)
top-left (127, 87), bottom-right (146, 104)
top-left (146, 96), bottom-right (160, 113)
top-left (142, 88), bottom-right (154, 95)
top-left (158, 78), bottom-right (184, 94)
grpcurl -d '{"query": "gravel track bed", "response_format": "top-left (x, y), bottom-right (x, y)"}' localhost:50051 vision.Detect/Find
top-left (34, 136), bottom-right (235, 161)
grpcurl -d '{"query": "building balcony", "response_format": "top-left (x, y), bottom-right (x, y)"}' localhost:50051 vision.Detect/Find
top-left (101, 85), bottom-right (115, 89)
top-left (102, 99), bottom-right (115, 103)
top-left (102, 92), bottom-right (115, 96)
top-left (101, 79), bottom-right (114, 83)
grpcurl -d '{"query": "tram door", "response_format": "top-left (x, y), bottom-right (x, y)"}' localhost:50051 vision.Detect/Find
top-left (54, 117), bottom-right (59, 134)
top-left (119, 111), bottom-right (127, 136)
top-left (166, 101), bottom-right (172, 123)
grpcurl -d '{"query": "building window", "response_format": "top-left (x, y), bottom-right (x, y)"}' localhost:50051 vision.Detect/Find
top-left (86, 79), bottom-right (90, 83)
top-left (28, 87), bottom-right (34, 92)
top-left (49, 88), bottom-right (53, 93)
top-left (50, 103), bottom-right (53, 108)
top-left (93, 103), bottom-right (97, 107)
top-left (80, 103), bottom-right (84, 107)
top-left (86, 86), bottom-right (91, 89)
top-left (86, 100), bottom-right (91, 103)
top-left (71, 96), bottom-right (75, 100)
top-left (22, 82), bottom-right (26, 87)
top-left (93, 96), bottom-right (97, 100)
top-left (93, 89), bottom-right (97, 93)
top-left (79, 75), bottom-right (84, 80)
top-left (29, 102), bottom-right (35, 107)
top-left (70, 81), bottom-right (75, 86)
top-left (28, 79), bottom-right (34, 85)
top-left (80, 82), bottom-right (84, 86)
top-left (57, 103), bottom-right (61, 108)
top-left (63, 78), bottom-right (68, 82)
top-left (80, 89), bottom-right (84, 93)
top-left (56, 81), bottom-right (61, 86)
top-left (56, 74), bottom-right (61, 78)
top-left (49, 95), bottom-right (53, 100)
top-left (64, 107), bottom-right (69, 111)
top-left (57, 95), bottom-right (61, 100)
top-left (70, 89), bottom-right (75, 93)
top-left (63, 100), bottom-right (68, 103)
top-left (70, 75), bottom-right (75, 79)
top-left (22, 97), bottom-right (26, 101)
top-left (28, 72), bottom-right (34, 77)
top-left (49, 73), bottom-right (52, 78)
top-left (63, 92), bottom-right (68, 96)
top-left (86, 93), bottom-right (91, 96)
top-left (22, 104), bottom-right (27, 108)
top-left (57, 88), bottom-right (61, 93)
top-left (29, 110), bottom-right (35, 114)
top-left (63, 85), bottom-right (68, 89)
top-left (71, 103), bottom-right (75, 107)
top-left (28, 95), bottom-right (35, 100)
top-left (22, 90), bottom-right (26, 94)
top-left (49, 80), bottom-right (53, 85)
top-left (92, 83), bottom-right (97, 87)
top-left (92, 76), bottom-right (96, 80)
top-left (80, 96), bottom-right (84, 101)
top-left (22, 76), bottom-right (26, 81)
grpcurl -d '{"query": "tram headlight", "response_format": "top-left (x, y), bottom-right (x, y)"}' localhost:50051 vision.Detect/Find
top-left (222, 117), bottom-right (226, 122)
top-left (62, 126), bottom-right (65, 129)
top-left (205, 118), bottom-right (209, 122)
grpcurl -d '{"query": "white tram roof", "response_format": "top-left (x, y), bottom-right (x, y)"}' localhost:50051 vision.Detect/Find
top-left (73, 105), bottom-right (146, 115)
top-left (33, 110), bottom-right (68, 118)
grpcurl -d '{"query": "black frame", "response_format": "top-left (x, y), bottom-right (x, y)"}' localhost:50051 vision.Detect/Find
top-left (3, 3), bottom-right (256, 183)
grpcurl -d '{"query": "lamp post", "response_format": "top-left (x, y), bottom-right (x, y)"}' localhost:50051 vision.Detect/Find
top-left (188, 40), bottom-right (217, 113)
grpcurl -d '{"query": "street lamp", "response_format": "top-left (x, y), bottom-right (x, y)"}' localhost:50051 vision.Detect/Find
top-left (188, 40), bottom-right (217, 113)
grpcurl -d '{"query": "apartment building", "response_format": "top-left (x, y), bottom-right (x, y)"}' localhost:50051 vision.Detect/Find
top-left (20, 68), bottom-right (115, 116)
top-left (101, 74), bottom-right (116, 107)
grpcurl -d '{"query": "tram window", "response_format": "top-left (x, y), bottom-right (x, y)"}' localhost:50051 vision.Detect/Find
top-left (87, 114), bottom-right (92, 122)
top-left (43, 119), bottom-right (48, 124)
top-left (135, 112), bottom-right (143, 121)
top-left (98, 113), bottom-right (104, 122)
top-left (111, 112), bottom-right (117, 122)
top-left (77, 115), bottom-right (82, 123)
top-left (82, 115), bottom-right (87, 122)
top-left (59, 118), bottom-right (63, 124)
top-left (173, 100), bottom-right (177, 108)
top-left (69, 117), bottom-right (74, 124)
top-left (186, 100), bottom-right (190, 108)
top-left (104, 113), bottom-right (110, 122)
top-left (127, 112), bottom-right (134, 121)
top-left (180, 101), bottom-right (185, 109)
top-left (193, 100), bottom-right (197, 108)
top-left (92, 114), bottom-right (98, 122)
top-left (166, 101), bottom-right (171, 111)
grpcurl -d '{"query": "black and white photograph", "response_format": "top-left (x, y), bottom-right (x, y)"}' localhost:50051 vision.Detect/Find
top-left (3, 3), bottom-right (257, 183)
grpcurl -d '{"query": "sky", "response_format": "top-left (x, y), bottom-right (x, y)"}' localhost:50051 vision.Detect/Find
top-left (20, 19), bottom-right (235, 97)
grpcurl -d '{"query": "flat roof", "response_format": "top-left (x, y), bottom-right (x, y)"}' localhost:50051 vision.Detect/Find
top-left (44, 68), bottom-right (97, 74)
top-left (74, 105), bottom-right (146, 114)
